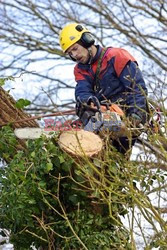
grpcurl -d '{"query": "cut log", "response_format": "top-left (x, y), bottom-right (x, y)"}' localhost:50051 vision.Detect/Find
top-left (58, 129), bottom-right (103, 157)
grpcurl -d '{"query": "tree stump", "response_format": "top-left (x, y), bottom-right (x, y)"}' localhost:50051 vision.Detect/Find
top-left (58, 129), bottom-right (103, 157)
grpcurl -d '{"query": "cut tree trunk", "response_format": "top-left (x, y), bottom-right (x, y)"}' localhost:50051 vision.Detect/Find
top-left (58, 129), bottom-right (103, 157)
top-left (0, 86), bottom-right (39, 154)
top-left (0, 86), bottom-right (39, 128)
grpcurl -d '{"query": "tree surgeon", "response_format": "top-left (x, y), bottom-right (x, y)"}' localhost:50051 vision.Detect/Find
top-left (59, 23), bottom-right (148, 155)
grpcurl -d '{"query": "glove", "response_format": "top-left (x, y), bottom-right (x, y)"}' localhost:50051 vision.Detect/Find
top-left (87, 96), bottom-right (101, 110)
top-left (76, 96), bottom-right (99, 126)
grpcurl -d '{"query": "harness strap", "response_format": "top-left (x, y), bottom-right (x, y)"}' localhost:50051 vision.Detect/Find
top-left (94, 47), bottom-right (108, 92)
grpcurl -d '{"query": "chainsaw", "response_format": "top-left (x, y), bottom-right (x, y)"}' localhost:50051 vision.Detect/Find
top-left (14, 101), bottom-right (144, 139)
top-left (84, 103), bottom-right (123, 131)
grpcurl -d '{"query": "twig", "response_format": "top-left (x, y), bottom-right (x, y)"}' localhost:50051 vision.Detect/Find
top-left (0, 109), bottom-right (76, 127)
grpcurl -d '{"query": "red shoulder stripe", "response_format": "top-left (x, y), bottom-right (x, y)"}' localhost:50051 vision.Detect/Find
top-left (74, 65), bottom-right (92, 81)
top-left (107, 48), bottom-right (136, 76)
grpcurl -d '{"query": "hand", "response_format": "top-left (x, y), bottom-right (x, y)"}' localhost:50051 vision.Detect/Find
top-left (87, 96), bottom-right (101, 110)
top-left (75, 97), bottom-right (97, 126)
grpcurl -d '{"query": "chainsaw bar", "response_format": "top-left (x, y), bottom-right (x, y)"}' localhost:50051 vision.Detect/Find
top-left (14, 125), bottom-right (145, 140)
top-left (14, 127), bottom-right (58, 139)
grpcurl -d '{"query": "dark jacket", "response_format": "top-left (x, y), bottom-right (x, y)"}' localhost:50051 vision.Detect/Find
top-left (74, 45), bottom-right (148, 121)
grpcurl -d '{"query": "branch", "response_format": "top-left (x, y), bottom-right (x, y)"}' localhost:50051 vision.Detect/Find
top-left (137, 137), bottom-right (167, 163)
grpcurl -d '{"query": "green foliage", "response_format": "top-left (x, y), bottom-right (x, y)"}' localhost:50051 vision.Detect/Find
top-left (0, 76), bottom-right (15, 86)
top-left (0, 128), bottom-right (130, 249)
top-left (0, 126), bottom-right (18, 161)
top-left (0, 78), bottom-right (6, 86)
top-left (0, 127), bottom-right (166, 249)
top-left (15, 98), bottom-right (31, 109)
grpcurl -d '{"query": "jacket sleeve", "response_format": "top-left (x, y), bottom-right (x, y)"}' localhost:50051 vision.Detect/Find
top-left (74, 66), bottom-right (94, 103)
top-left (119, 61), bottom-right (148, 120)
top-left (75, 80), bottom-right (95, 102)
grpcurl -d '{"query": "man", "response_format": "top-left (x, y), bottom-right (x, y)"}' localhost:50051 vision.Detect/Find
top-left (59, 23), bottom-right (148, 155)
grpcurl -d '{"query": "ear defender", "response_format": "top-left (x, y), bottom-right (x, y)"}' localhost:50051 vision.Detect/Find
top-left (80, 32), bottom-right (95, 48)
top-left (75, 24), bottom-right (95, 48)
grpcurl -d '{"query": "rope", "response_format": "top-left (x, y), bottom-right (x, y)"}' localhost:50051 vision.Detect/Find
top-left (94, 47), bottom-right (108, 92)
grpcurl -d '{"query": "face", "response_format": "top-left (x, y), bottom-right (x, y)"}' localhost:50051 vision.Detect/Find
top-left (67, 43), bottom-right (89, 64)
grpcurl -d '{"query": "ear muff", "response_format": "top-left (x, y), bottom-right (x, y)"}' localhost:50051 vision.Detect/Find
top-left (80, 32), bottom-right (95, 48)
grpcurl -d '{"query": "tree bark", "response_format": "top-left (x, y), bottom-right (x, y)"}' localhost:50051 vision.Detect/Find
top-left (0, 86), bottom-right (39, 154)
top-left (0, 86), bottom-right (39, 128)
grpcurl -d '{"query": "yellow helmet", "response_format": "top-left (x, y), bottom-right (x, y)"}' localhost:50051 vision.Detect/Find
top-left (59, 23), bottom-right (95, 53)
